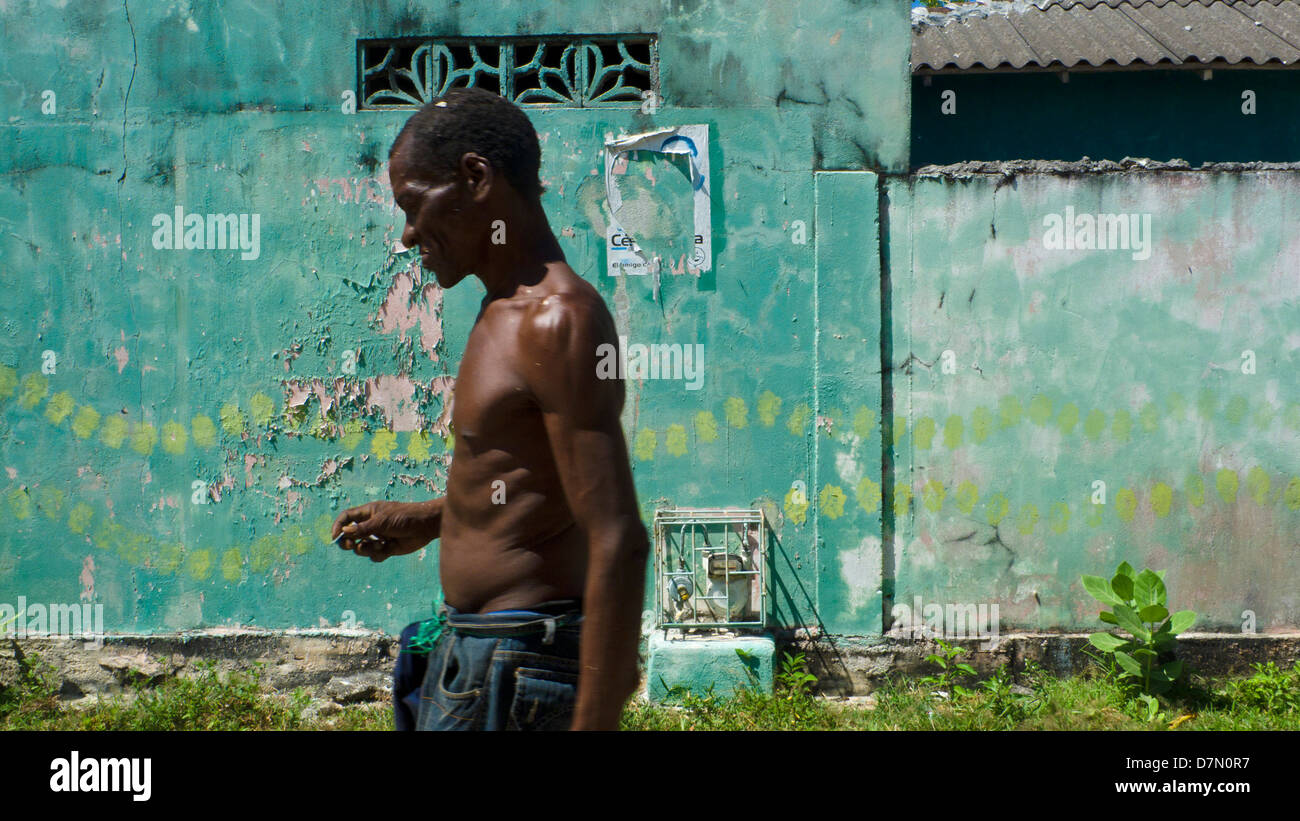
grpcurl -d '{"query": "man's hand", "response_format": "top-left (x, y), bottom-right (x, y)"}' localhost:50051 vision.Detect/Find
top-left (332, 499), bottom-right (442, 562)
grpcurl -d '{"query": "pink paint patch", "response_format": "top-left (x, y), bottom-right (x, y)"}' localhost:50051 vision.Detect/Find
top-left (245, 454), bottom-right (258, 488)
top-left (4, 467), bottom-right (15, 479)
top-left (114, 346), bottom-right (129, 373)
top-left (377, 259), bottom-right (444, 359)
top-left (79, 556), bottom-right (96, 602)
top-left (301, 141), bottom-right (312, 152)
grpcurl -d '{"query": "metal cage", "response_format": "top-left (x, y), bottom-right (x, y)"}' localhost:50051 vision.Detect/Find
top-left (653, 507), bottom-right (767, 631)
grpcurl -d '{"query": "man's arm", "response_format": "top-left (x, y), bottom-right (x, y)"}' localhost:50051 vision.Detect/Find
top-left (523, 292), bottom-right (649, 730)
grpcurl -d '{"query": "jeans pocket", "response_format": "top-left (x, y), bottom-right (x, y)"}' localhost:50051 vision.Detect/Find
top-left (509, 666), bottom-right (579, 731)
top-left (417, 636), bottom-right (488, 730)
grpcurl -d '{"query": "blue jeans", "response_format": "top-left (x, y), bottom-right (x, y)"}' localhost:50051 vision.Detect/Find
top-left (393, 601), bottom-right (583, 731)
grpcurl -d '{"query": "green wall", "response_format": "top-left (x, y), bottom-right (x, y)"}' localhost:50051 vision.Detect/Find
top-left (887, 170), bottom-right (1300, 631)
top-left (0, 0), bottom-right (909, 636)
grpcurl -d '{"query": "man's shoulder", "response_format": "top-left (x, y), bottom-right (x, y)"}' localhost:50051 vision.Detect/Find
top-left (516, 273), bottom-right (614, 351)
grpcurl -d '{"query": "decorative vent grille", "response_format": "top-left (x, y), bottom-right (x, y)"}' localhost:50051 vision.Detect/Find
top-left (358, 36), bottom-right (657, 109)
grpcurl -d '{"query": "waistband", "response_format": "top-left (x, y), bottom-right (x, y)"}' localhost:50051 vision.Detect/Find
top-left (443, 599), bottom-right (583, 644)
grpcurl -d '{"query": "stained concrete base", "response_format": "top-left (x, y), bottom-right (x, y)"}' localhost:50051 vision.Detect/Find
top-left (646, 633), bottom-right (775, 700)
top-left (786, 632), bottom-right (1300, 696)
top-left (3, 630), bottom-right (1298, 705)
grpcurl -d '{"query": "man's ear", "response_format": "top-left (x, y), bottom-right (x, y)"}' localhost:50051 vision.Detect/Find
top-left (461, 152), bottom-right (494, 203)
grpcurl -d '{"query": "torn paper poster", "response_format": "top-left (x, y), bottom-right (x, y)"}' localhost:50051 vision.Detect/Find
top-left (604, 124), bottom-right (711, 279)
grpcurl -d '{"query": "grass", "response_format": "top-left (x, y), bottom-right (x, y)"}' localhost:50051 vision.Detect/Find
top-left (2, 650), bottom-right (1297, 731)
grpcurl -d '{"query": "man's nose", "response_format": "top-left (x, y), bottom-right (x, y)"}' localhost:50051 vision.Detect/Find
top-left (401, 222), bottom-right (418, 250)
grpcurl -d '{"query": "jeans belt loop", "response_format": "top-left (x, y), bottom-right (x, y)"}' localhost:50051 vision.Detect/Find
top-left (543, 617), bottom-right (557, 645)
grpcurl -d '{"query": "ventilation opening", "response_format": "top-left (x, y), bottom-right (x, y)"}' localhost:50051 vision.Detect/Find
top-left (358, 35), bottom-right (658, 110)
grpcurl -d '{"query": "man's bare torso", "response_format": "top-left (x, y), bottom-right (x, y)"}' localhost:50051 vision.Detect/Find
top-left (437, 262), bottom-right (614, 613)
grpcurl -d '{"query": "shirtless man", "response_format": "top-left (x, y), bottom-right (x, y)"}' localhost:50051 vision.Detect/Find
top-left (330, 88), bottom-right (649, 731)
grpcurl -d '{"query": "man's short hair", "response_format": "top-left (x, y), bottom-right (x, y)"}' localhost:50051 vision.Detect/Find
top-left (391, 87), bottom-right (544, 198)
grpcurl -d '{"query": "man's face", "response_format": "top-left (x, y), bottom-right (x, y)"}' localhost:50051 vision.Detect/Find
top-left (388, 139), bottom-right (474, 289)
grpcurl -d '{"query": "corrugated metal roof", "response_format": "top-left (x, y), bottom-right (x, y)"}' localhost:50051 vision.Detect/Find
top-left (913, 0), bottom-right (1300, 72)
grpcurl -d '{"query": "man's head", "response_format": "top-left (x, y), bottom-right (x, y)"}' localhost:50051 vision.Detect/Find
top-left (388, 88), bottom-right (544, 288)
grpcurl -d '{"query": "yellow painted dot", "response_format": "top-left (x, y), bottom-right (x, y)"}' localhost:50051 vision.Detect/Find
top-left (92, 520), bottom-right (123, 553)
top-left (1016, 503), bottom-right (1039, 535)
top-left (913, 417), bottom-right (936, 450)
top-left (18, 373), bottom-right (47, 410)
top-left (6, 487), bottom-right (31, 519)
top-left (1085, 496), bottom-right (1104, 528)
top-left (1116, 488), bottom-right (1137, 522)
top-left (1049, 502), bottom-right (1070, 534)
top-left (407, 430), bottom-right (433, 462)
top-left (665, 424), bottom-right (687, 456)
top-left (922, 480), bottom-right (945, 512)
top-left (634, 428), bottom-right (657, 460)
top-left (695, 411), bottom-right (719, 443)
top-left (1185, 473), bottom-right (1205, 507)
top-left (1197, 390), bottom-right (1216, 419)
top-left (1166, 392), bottom-right (1186, 420)
top-left (724, 397), bottom-right (748, 429)
top-left (1139, 402), bottom-right (1160, 433)
top-left (943, 415), bottom-right (964, 449)
top-left (101, 415), bottom-right (128, 448)
top-left (1285, 403), bottom-right (1300, 432)
top-left (853, 406), bottom-right (876, 439)
top-left (954, 481), bottom-right (978, 514)
top-left (286, 527), bottom-right (314, 556)
top-left (0, 364), bottom-right (16, 398)
top-left (249, 392), bottom-right (276, 426)
top-left (72, 405), bottom-right (101, 438)
top-left (444, 431), bottom-right (455, 453)
top-left (985, 493), bottom-right (1008, 526)
top-left (819, 484), bottom-right (847, 519)
top-left (893, 485), bottom-right (913, 518)
top-left (156, 542), bottom-right (184, 575)
top-left (1285, 477), bottom-right (1300, 511)
top-left (129, 421), bottom-right (158, 455)
top-left (1057, 403), bottom-right (1079, 435)
top-left (1151, 482), bottom-right (1173, 517)
top-left (190, 415), bottom-right (215, 448)
top-left (314, 514), bottom-right (335, 545)
top-left (1112, 409), bottom-right (1132, 443)
top-left (892, 416), bottom-right (907, 446)
top-left (161, 421), bottom-right (188, 455)
top-left (1253, 402), bottom-right (1275, 430)
top-left (1028, 394), bottom-right (1053, 425)
top-left (1246, 466), bottom-right (1270, 506)
top-left (34, 486), bottom-right (64, 519)
top-left (855, 477), bottom-right (881, 514)
top-left (220, 402), bottom-right (246, 435)
top-left (784, 485), bottom-right (809, 525)
top-left (68, 502), bottom-right (94, 534)
top-left (186, 549), bottom-right (213, 581)
top-left (1215, 469), bottom-right (1238, 504)
top-left (371, 428), bottom-right (398, 460)
top-left (44, 391), bottom-right (75, 425)
top-left (250, 535), bottom-right (279, 573)
top-left (998, 395), bottom-right (1022, 429)
top-left (757, 391), bottom-right (782, 427)
top-left (786, 403), bottom-right (810, 437)
top-left (971, 406), bottom-right (993, 444)
top-left (341, 418), bottom-right (365, 450)
top-left (1223, 395), bottom-right (1248, 425)
top-left (1083, 409), bottom-right (1106, 440)
top-left (118, 530), bottom-right (148, 564)
top-left (221, 548), bottom-right (244, 581)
